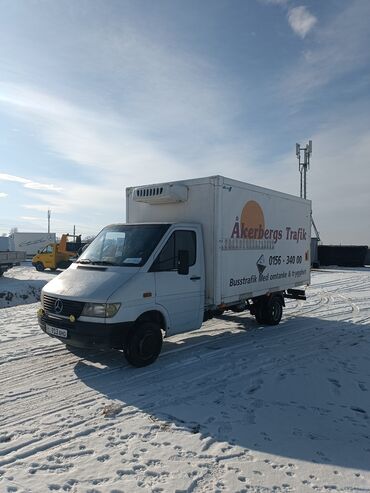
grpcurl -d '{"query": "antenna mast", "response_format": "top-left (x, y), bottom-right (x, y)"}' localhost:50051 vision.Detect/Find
top-left (295, 140), bottom-right (320, 241)
top-left (296, 140), bottom-right (312, 200)
top-left (47, 209), bottom-right (51, 234)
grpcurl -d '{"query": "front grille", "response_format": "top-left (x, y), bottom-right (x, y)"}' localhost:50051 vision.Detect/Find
top-left (43, 294), bottom-right (85, 318)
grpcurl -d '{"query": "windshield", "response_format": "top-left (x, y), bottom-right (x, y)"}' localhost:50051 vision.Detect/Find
top-left (77, 224), bottom-right (170, 267)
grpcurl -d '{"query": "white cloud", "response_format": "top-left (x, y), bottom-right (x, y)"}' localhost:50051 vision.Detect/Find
top-left (282, 1), bottom-right (370, 101)
top-left (0, 79), bottom-right (257, 236)
top-left (0, 192), bottom-right (8, 198)
top-left (0, 172), bottom-right (63, 192)
top-left (288, 6), bottom-right (317, 38)
top-left (0, 79), bottom-right (242, 178)
top-left (0, 173), bottom-right (27, 184)
top-left (24, 182), bottom-right (62, 191)
top-left (22, 204), bottom-right (54, 212)
top-left (20, 216), bottom-right (42, 221)
top-left (0, 20), bottom-right (260, 237)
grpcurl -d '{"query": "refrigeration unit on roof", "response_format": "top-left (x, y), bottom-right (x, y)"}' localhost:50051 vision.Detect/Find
top-left (133, 183), bottom-right (188, 204)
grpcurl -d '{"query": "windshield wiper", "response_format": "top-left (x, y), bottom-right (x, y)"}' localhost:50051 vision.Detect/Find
top-left (77, 259), bottom-right (118, 266)
top-left (90, 260), bottom-right (118, 266)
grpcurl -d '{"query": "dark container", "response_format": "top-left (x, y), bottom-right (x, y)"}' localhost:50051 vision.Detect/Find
top-left (365, 248), bottom-right (370, 266)
top-left (318, 245), bottom-right (368, 267)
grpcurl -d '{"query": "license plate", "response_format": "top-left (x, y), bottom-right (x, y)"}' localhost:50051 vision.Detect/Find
top-left (46, 324), bottom-right (68, 339)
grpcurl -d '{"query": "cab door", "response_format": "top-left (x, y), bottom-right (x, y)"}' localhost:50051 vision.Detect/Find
top-left (150, 227), bottom-right (204, 335)
top-left (39, 244), bottom-right (55, 268)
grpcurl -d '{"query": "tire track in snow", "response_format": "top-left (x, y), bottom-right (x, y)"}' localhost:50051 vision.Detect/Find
top-left (0, 317), bottom-right (364, 469)
top-left (1, 268), bottom-right (370, 476)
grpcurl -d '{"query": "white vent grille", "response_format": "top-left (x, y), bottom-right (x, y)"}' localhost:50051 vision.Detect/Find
top-left (133, 184), bottom-right (188, 204)
top-left (135, 187), bottom-right (164, 199)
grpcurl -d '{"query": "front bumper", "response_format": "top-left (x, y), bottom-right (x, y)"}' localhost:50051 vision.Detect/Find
top-left (38, 313), bottom-right (133, 349)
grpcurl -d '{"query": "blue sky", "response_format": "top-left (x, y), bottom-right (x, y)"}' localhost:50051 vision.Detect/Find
top-left (0, 0), bottom-right (369, 243)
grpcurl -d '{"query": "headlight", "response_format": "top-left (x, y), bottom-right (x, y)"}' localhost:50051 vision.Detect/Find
top-left (81, 303), bottom-right (121, 318)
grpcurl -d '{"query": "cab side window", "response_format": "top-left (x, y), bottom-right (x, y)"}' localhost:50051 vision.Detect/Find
top-left (42, 245), bottom-right (53, 253)
top-left (151, 230), bottom-right (196, 272)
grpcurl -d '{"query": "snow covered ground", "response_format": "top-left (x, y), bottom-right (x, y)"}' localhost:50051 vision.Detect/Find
top-left (1, 265), bottom-right (370, 493)
top-left (0, 263), bottom-right (59, 309)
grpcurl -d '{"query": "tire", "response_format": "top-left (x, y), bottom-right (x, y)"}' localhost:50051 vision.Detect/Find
top-left (263, 296), bottom-right (283, 325)
top-left (35, 262), bottom-right (45, 272)
top-left (254, 301), bottom-right (266, 324)
top-left (254, 295), bottom-right (283, 325)
top-left (124, 322), bottom-right (163, 367)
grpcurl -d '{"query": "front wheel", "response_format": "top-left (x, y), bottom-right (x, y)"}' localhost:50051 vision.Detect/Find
top-left (124, 322), bottom-right (163, 367)
top-left (35, 262), bottom-right (45, 272)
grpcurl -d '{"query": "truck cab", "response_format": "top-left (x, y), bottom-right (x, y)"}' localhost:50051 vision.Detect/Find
top-left (32, 234), bottom-right (84, 271)
top-left (38, 222), bottom-right (205, 366)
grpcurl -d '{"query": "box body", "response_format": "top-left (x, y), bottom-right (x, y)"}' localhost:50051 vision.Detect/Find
top-left (0, 236), bottom-right (13, 251)
top-left (10, 232), bottom-right (56, 256)
top-left (126, 176), bottom-right (311, 306)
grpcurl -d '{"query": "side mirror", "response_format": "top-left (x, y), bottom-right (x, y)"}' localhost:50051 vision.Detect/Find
top-left (177, 249), bottom-right (189, 275)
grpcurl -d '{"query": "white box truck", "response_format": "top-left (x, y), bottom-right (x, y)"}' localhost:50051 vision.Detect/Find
top-left (0, 236), bottom-right (27, 276)
top-left (10, 232), bottom-right (57, 257)
top-left (38, 176), bottom-right (311, 367)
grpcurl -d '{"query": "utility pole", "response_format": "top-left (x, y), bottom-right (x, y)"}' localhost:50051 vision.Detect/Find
top-left (47, 209), bottom-right (51, 233)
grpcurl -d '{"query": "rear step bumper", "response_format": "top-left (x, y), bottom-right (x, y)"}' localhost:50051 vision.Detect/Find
top-left (284, 288), bottom-right (306, 301)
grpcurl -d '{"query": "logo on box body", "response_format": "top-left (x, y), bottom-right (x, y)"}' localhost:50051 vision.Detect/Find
top-left (230, 200), bottom-right (306, 244)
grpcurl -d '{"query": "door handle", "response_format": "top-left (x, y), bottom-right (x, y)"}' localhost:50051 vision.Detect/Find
top-left (190, 276), bottom-right (201, 281)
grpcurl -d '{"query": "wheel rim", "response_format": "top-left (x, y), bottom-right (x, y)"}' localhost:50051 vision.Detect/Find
top-left (271, 300), bottom-right (282, 321)
top-left (138, 332), bottom-right (160, 360)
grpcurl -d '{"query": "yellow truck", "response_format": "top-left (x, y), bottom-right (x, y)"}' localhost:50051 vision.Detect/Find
top-left (32, 234), bottom-right (85, 271)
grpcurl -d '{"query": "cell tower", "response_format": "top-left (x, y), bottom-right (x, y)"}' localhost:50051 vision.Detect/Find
top-left (47, 209), bottom-right (51, 233)
top-left (295, 140), bottom-right (320, 241)
top-left (296, 140), bottom-right (312, 200)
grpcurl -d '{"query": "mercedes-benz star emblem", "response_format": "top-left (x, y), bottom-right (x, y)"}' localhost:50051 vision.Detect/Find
top-left (54, 298), bottom-right (63, 314)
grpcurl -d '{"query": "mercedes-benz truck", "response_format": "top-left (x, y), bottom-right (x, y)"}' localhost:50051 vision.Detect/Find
top-left (38, 176), bottom-right (311, 367)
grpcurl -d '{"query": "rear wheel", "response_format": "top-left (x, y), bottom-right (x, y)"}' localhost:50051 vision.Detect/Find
top-left (124, 322), bottom-right (163, 367)
top-left (254, 301), bottom-right (267, 324)
top-left (263, 296), bottom-right (283, 325)
top-left (35, 262), bottom-right (45, 272)
top-left (254, 295), bottom-right (283, 325)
